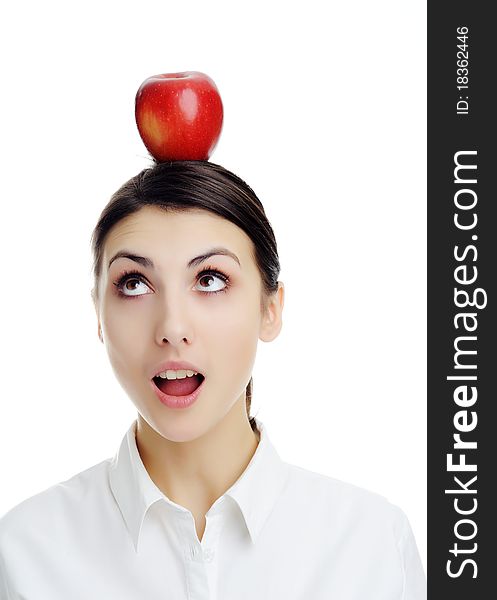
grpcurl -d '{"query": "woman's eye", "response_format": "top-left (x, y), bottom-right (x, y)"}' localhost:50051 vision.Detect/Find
top-left (195, 272), bottom-right (228, 294)
top-left (116, 274), bottom-right (151, 297)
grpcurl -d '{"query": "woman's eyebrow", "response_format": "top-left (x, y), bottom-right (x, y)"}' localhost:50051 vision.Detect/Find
top-left (107, 247), bottom-right (241, 270)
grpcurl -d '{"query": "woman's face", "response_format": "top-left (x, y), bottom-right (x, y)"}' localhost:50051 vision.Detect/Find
top-left (93, 206), bottom-right (283, 442)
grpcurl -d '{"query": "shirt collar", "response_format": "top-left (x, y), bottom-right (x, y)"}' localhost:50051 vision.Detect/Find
top-left (108, 417), bottom-right (290, 552)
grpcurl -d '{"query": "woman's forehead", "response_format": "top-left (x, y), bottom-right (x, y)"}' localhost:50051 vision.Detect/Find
top-left (104, 207), bottom-right (254, 268)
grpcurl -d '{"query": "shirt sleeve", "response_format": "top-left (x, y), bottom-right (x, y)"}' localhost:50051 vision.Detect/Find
top-left (394, 506), bottom-right (427, 600)
top-left (0, 546), bottom-right (13, 600)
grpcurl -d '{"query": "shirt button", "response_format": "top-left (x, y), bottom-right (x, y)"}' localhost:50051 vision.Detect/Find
top-left (203, 549), bottom-right (214, 562)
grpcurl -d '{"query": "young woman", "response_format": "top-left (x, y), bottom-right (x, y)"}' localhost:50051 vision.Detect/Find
top-left (0, 160), bottom-right (426, 599)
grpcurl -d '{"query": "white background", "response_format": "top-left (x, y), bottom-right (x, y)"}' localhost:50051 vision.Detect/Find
top-left (0, 0), bottom-right (426, 574)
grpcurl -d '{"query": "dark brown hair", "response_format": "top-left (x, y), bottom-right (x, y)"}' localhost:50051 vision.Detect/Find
top-left (90, 160), bottom-right (281, 432)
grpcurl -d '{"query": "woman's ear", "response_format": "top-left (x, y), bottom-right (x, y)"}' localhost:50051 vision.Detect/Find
top-left (91, 289), bottom-right (104, 344)
top-left (259, 282), bottom-right (284, 342)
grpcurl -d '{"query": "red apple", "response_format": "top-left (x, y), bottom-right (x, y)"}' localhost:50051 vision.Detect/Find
top-left (135, 71), bottom-right (224, 161)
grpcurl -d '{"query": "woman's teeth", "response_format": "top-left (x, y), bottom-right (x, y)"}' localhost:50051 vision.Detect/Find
top-left (156, 369), bottom-right (199, 380)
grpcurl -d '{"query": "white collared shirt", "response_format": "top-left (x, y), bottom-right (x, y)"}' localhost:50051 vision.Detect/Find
top-left (0, 418), bottom-right (426, 599)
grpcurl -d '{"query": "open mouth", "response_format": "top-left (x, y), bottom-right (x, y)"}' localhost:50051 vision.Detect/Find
top-left (152, 373), bottom-right (205, 397)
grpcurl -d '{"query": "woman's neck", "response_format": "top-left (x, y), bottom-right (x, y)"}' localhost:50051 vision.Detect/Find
top-left (135, 396), bottom-right (260, 518)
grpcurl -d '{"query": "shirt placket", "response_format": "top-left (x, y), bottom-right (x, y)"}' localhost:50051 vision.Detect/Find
top-left (176, 504), bottom-right (224, 600)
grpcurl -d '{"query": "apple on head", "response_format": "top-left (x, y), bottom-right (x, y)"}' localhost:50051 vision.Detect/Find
top-left (135, 71), bottom-right (224, 162)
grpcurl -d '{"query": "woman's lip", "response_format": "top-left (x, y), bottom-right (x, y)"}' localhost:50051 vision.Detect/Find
top-left (150, 375), bottom-right (205, 409)
top-left (151, 360), bottom-right (204, 378)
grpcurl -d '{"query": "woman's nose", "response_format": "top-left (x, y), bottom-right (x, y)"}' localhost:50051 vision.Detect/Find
top-left (154, 292), bottom-right (194, 347)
